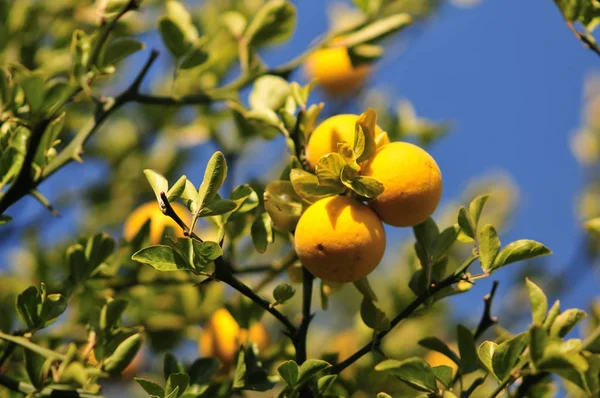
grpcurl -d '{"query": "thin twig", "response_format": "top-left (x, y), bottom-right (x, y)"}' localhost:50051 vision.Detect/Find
top-left (159, 192), bottom-right (297, 336)
top-left (474, 280), bottom-right (499, 340)
top-left (331, 274), bottom-right (460, 374)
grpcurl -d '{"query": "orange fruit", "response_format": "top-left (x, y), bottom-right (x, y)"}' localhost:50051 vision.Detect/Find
top-left (306, 114), bottom-right (389, 169)
top-left (294, 195), bottom-right (385, 283)
top-left (304, 46), bottom-right (370, 96)
top-left (123, 201), bottom-right (190, 244)
top-left (362, 142), bottom-right (442, 227)
top-left (198, 309), bottom-right (270, 367)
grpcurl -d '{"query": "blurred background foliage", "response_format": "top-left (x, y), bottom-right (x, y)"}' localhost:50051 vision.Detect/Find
top-left (0, 0), bottom-right (598, 397)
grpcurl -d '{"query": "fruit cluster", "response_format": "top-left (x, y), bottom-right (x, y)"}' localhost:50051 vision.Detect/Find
top-left (295, 114), bottom-right (443, 283)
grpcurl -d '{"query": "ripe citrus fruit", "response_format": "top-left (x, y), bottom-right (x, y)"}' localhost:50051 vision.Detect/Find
top-left (362, 142), bottom-right (442, 227)
top-left (304, 46), bottom-right (370, 96)
top-left (294, 195), bottom-right (385, 283)
top-left (123, 201), bottom-right (190, 244)
top-left (306, 114), bottom-right (389, 169)
top-left (424, 348), bottom-right (458, 376)
top-left (198, 308), bottom-right (269, 367)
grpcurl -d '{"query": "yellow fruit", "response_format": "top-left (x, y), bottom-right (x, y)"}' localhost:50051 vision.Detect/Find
top-left (362, 142), bottom-right (442, 227)
top-left (199, 309), bottom-right (270, 367)
top-left (294, 195), bottom-right (385, 283)
top-left (424, 349), bottom-right (458, 376)
top-left (306, 114), bottom-right (389, 169)
top-left (304, 46), bottom-right (370, 96)
top-left (123, 201), bottom-right (190, 244)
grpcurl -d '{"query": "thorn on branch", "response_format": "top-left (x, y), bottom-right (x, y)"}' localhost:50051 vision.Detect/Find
top-left (474, 280), bottom-right (499, 340)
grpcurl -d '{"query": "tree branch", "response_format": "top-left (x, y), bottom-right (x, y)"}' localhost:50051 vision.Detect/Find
top-left (159, 192), bottom-right (297, 337)
top-left (474, 280), bottom-right (499, 340)
top-left (330, 274), bottom-right (460, 374)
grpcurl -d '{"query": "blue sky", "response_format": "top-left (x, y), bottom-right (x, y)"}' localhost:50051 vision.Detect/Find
top-left (2, 0), bottom-right (599, 336)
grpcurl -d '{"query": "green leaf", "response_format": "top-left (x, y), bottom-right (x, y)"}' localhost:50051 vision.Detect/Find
top-left (492, 333), bottom-right (529, 381)
top-left (526, 278), bottom-right (548, 325)
top-left (529, 325), bottom-right (547, 366)
top-left (413, 217), bottom-right (440, 255)
top-left (431, 224), bottom-right (460, 261)
top-left (167, 176), bottom-right (187, 202)
top-left (0, 215), bottom-right (12, 225)
top-left (165, 387), bottom-right (179, 398)
top-left (315, 153), bottom-right (345, 188)
top-left (377, 394), bottom-right (392, 398)
top-left (375, 357), bottom-right (437, 393)
top-left (228, 185), bottom-right (259, 215)
top-left (549, 309), bottom-right (587, 338)
top-left (554, 0), bottom-right (600, 31)
top-left (277, 360), bottom-right (299, 387)
top-left (273, 284), bottom-right (295, 305)
top-left (188, 357), bottom-right (220, 385)
top-left (144, 169), bottom-right (169, 202)
top-left (191, 241), bottom-right (222, 268)
top-left (340, 172), bottom-right (384, 199)
top-left (360, 297), bottom-right (390, 331)
top-left (136, 378), bottom-right (165, 397)
top-left (317, 374), bottom-right (337, 395)
top-left (159, 17), bottom-right (191, 57)
top-left (477, 341), bottom-right (498, 378)
top-left (290, 169), bottom-right (343, 203)
top-left (469, 194), bottom-right (491, 228)
top-left (99, 299), bottom-right (128, 331)
top-left (166, 373), bottom-right (189, 398)
top-left (84, 232), bottom-right (115, 271)
top-left (16, 286), bottom-right (41, 330)
top-left (103, 38), bottom-right (144, 65)
top-left (335, 13), bottom-right (412, 47)
top-left (353, 277), bottom-right (378, 302)
top-left (492, 240), bottom-right (552, 270)
top-left (354, 108), bottom-right (378, 163)
top-left (263, 180), bottom-right (303, 232)
top-left (24, 349), bottom-right (45, 389)
top-left (251, 213), bottom-right (274, 253)
top-left (40, 291), bottom-right (68, 328)
top-left (478, 224), bottom-right (500, 272)
top-left (233, 345), bottom-right (277, 391)
top-left (457, 325), bottom-right (479, 374)
top-left (418, 337), bottom-right (461, 365)
top-left (20, 74), bottom-right (45, 113)
top-left (131, 245), bottom-right (189, 271)
top-left (249, 75), bottom-right (290, 111)
top-left (196, 199), bottom-right (237, 217)
top-left (543, 300), bottom-right (561, 330)
top-left (348, 43), bottom-right (383, 67)
top-left (243, 0), bottom-right (297, 47)
top-left (353, 0), bottom-right (382, 15)
top-left (296, 359), bottom-right (331, 387)
top-left (103, 333), bottom-right (143, 375)
top-left (193, 152), bottom-right (228, 222)
top-left (431, 365), bottom-right (453, 388)
top-left (457, 207), bottom-right (475, 240)
top-left (221, 11), bottom-right (247, 38)
top-left (163, 353), bottom-right (185, 382)
top-left (180, 46), bottom-right (208, 70)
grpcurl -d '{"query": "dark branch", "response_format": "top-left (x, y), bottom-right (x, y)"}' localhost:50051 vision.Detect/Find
top-left (474, 280), bottom-right (499, 340)
top-left (331, 275), bottom-right (459, 374)
top-left (159, 192), bottom-right (297, 336)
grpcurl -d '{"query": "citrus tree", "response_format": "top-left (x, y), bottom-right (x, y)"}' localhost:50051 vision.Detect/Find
top-left (0, 0), bottom-right (599, 397)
